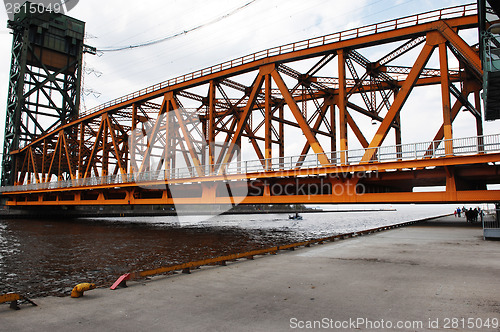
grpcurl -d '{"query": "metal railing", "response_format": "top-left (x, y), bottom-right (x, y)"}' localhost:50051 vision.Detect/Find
top-left (79, 4), bottom-right (476, 119)
top-left (1, 133), bottom-right (499, 193)
top-left (483, 212), bottom-right (500, 229)
top-left (483, 206), bottom-right (500, 239)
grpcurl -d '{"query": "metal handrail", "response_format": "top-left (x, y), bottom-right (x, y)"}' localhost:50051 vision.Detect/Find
top-left (1, 133), bottom-right (498, 193)
top-left (78, 4), bottom-right (476, 119)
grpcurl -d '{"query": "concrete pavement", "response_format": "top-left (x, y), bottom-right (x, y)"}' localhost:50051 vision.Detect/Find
top-left (2, 216), bottom-right (500, 331)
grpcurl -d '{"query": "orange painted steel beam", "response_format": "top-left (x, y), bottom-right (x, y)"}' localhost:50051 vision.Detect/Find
top-left (271, 69), bottom-right (330, 166)
top-left (264, 73), bottom-right (272, 170)
top-left (220, 69), bottom-right (265, 168)
top-left (7, 189), bottom-right (500, 206)
top-left (171, 95), bottom-right (204, 177)
top-left (425, 82), bottom-right (478, 157)
top-left (439, 40), bottom-right (454, 156)
top-left (138, 95), bottom-right (168, 173)
top-left (83, 118), bottom-right (104, 179)
top-left (105, 116), bottom-right (127, 175)
top-left (337, 49), bottom-right (348, 164)
top-left (435, 20), bottom-right (482, 77)
top-left (346, 110), bottom-right (369, 149)
top-left (208, 80), bottom-right (216, 173)
top-left (361, 39), bottom-right (435, 162)
top-left (295, 99), bottom-right (332, 168)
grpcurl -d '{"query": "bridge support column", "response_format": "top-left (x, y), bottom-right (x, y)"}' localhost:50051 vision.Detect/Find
top-left (208, 80), bottom-right (216, 174)
top-left (263, 182), bottom-right (271, 204)
top-left (130, 104), bottom-right (138, 173)
top-left (102, 116), bottom-right (109, 178)
top-left (337, 49), bottom-right (348, 165)
top-left (445, 166), bottom-right (458, 201)
top-left (330, 103), bottom-right (337, 163)
top-left (279, 105), bottom-right (284, 170)
top-left (329, 176), bottom-right (360, 203)
top-left (265, 74), bottom-right (272, 171)
top-left (201, 183), bottom-right (217, 204)
top-left (439, 41), bottom-right (453, 156)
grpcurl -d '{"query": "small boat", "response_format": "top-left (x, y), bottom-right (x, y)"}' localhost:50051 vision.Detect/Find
top-left (289, 213), bottom-right (303, 220)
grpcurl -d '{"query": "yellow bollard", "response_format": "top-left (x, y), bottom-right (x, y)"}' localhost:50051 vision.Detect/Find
top-left (70, 283), bottom-right (96, 298)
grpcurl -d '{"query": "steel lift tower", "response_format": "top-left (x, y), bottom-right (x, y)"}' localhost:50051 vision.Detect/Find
top-left (480, 0), bottom-right (500, 120)
top-left (1, 3), bottom-right (90, 185)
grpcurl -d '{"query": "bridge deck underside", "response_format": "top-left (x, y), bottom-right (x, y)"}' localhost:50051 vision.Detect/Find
top-left (6, 154), bottom-right (500, 205)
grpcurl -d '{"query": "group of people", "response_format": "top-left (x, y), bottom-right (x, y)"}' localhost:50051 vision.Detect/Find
top-left (454, 206), bottom-right (483, 223)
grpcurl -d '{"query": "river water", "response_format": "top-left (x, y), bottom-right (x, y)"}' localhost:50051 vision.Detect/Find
top-left (0, 204), bottom-right (459, 298)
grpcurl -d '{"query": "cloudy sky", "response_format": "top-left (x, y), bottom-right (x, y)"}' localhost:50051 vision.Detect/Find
top-left (0, 0), bottom-right (493, 155)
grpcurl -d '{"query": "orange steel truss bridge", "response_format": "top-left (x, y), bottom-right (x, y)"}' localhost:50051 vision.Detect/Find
top-left (2, 3), bottom-right (500, 207)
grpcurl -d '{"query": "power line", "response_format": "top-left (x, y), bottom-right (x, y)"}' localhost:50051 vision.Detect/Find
top-left (96, 0), bottom-right (260, 52)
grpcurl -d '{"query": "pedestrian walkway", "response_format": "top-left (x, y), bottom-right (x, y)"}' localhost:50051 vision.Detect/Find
top-left (1, 216), bottom-right (499, 331)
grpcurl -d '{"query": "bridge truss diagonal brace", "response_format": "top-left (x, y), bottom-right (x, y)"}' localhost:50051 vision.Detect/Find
top-left (20, 147), bottom-right (36, 185)
top-left (47, 133), bottom-right (62, 182)
top-left (425, 94), bottom-right (468, 158)
top-left (105, 116), bottom-right (127, 176)
top-left (170, 94), bottom-right (204, 177)
top-left (208, 80), bottom-right (216, 173)
top-left (424, 79), bottom-right (483, 156)
top-left (83, 118), bottom-right (105, 179)
top-left (435, 21), bottom-right (482, 78)
top-left (346, 110), bottom-right (369, 149)
top-left (361, 39), bottom-right (436, 163)
top-left (295, 98), bottom-right (332, 168)
top-left (61, 130), bottom-right (75, 180)
top-left (138, 95), bottom-right (169, 174)
top-left (271, 69), bottom-right (330, 166)
top-left (220, 67), bottom-right (267, 170)
top-left (28, 147), bottom-right (40, 184)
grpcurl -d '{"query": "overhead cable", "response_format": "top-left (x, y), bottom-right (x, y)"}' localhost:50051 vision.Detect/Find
top-left (96, 0), bottom-right (259, 52)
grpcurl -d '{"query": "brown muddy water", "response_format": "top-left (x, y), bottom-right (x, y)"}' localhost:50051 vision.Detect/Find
top-left (0, 205), bottom-right (455, 298)
top-left (0, 217), bottom-right (302, 298)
